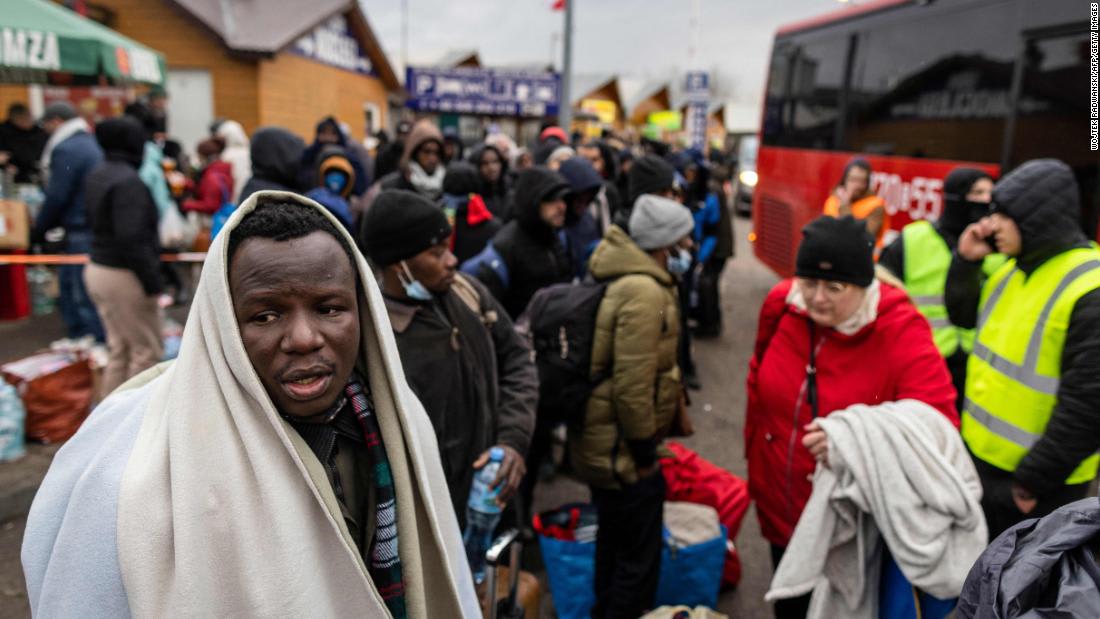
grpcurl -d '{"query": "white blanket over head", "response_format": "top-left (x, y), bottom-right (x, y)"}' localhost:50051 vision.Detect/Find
top-left (765, 400), bottom-right (987, 618)
top-left (22, 191), bottom-right (480, 618)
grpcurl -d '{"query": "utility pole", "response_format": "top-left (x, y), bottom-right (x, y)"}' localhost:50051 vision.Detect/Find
top-left (401, 0), bottom-right (409, 78)
top-left (559, 0), bottom-right (573, 131)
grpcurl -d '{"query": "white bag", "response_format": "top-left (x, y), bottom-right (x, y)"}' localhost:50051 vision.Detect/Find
top-left (159, 206), bottom-right (196, 250)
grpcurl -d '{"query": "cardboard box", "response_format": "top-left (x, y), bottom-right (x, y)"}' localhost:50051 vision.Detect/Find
top-left (0, 200), bottom-right (30, 250)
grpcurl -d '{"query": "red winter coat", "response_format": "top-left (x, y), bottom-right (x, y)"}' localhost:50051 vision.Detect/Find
top-left (745, 279), bottom-right (958, 547)
top-left (182, 160), bottom-right (233, 214)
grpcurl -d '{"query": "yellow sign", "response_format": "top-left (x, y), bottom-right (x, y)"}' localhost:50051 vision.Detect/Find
top-left (581, 98), bottom-right (618, 126)
top-left (648, 110), bottom-right (682, 130)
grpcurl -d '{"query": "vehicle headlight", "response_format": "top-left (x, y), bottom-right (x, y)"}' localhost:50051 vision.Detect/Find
top-left (739, 170), bottom-right (758, 187)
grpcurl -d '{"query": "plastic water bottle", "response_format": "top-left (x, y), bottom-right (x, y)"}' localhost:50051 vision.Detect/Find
top-left (463, 446), bottom-right (504, 584)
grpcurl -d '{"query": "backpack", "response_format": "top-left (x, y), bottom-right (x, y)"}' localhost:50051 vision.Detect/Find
top-left (521, 277), bottom-right (611, 427)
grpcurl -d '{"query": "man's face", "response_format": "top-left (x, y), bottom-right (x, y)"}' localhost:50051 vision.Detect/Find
top-left (11, 112), bottom-right (33, 131)
top-left (401, 241), bottom-right (457, 293)
top-left (967, 178), bottom-right (994, 203)
top-left (150, 95), bottom-right (168, 114)
top-left (844, 167), bottom-right (870, 199)
top-left (230, 231), bottom-right (361, 418)
top-left (539, 198), bottom-right (567, 229)
top-left (479, 149), bottom-right (503, 183)
top-left (988, 213), bottom-right (1023, 256)
top-left (318, 125), bottom-right (341, 145)
top-left (42, 117), bottom-right (64, 134)
top-left (415, 141), bottom-right (442, 175)
top-left (579, 145), bottom-right (604, 177)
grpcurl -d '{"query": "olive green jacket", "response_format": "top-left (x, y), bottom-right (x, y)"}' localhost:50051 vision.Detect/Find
top-left (569, 225), bottom-right (681, 489)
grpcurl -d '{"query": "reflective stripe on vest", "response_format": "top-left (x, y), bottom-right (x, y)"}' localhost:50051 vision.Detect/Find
top-left (902, 221), bottom-right (968, 357)
top-left (963, 248), bottom-right (1100, 484)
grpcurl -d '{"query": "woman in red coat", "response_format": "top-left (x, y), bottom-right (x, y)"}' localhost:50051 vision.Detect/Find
top-left (746, 215), bottom-right (958, 619)
top-left (182, 138), bottom-right (233, 215)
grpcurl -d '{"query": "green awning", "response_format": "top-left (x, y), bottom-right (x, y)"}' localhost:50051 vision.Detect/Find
top-left (0, 0), bottom-right (166, 87)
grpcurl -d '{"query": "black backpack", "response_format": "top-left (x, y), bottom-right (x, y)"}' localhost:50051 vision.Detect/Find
top-left (521, 278), bottom-right (612, 427)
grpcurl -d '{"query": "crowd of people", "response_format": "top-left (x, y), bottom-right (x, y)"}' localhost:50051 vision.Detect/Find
top-left (7, 92), bottom-right (1099, 619)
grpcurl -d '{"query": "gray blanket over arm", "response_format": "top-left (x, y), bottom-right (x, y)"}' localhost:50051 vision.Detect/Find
top-left (766, 400), bottom-right (988, 618)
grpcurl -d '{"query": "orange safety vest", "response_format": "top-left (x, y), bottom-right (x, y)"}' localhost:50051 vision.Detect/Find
top-left (824, 194), bottom-right (890, 248)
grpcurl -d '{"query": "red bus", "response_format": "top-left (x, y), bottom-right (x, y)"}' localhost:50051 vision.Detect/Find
top-left (752, 0), bottom-right (1098, 276)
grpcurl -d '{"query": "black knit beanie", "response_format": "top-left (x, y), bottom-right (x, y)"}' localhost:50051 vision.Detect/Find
top-left (628, 154), bottom-right (676, 205)
top-left (359, 189), bottom-right (452, 266)
top-left (795, 215), bottom-right (874, 287)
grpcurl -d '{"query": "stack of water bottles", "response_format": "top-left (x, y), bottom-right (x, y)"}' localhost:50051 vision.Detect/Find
top-left (464, 446), bottom-right (504, 584)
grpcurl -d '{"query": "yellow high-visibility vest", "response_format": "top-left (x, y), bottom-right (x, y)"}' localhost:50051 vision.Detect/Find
top-left (962, 246), bottom-right (1100, 484)
top-left (902, 221), bottom-right (1004, 357)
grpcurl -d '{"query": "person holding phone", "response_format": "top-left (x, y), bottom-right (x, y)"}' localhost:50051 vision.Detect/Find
top-left (879, 167), bottom-right (1003, 411)
top-left (946, 158), bottom-right (1100, 540)
top-left (823, 157), bottom-right (889, 248)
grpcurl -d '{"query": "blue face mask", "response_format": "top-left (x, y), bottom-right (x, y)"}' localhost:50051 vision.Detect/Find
top-left (324, 170), bottom-right (349, 194)
top-left (400, 261), bottom-right (433, 301)
top-left (667, 248), bottom-right (692, 276)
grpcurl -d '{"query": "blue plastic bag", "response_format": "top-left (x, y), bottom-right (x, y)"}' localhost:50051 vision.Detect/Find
top-left (538, 534), bottom-right (596, 619)
top-left (0, 381), bottom-right (27, 462)
top-left (656, 524), bottom-right (728, 609)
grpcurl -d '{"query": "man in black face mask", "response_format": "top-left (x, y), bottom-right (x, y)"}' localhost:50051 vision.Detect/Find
top-left (880, 168), bottom-right (1000, 410)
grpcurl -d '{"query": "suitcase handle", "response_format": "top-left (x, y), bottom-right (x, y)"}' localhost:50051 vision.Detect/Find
top-left (485, 529), bottom-right (522, 619)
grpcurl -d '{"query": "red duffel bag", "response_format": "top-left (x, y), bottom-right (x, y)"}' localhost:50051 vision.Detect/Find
top-left (660, 441), bottom-right (750, 589)
top-left (1, 351), bottom-right (94, 443)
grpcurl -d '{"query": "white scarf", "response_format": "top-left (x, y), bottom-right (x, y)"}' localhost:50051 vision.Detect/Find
top-left (408, 161), bottom-right (445, 199)
top-left (39, 117), bottom-right (90, 186)
top-left (786, 279), bottom-right (881, 336)
top-left (116, 191), bottom-right (479, 617)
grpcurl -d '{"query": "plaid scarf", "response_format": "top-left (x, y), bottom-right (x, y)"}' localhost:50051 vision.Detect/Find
top-left (345, 378), bottom-right (407, 619)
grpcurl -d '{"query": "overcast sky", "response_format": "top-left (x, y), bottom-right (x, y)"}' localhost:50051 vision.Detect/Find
top-left (361, 0), bottom-right (843, 130)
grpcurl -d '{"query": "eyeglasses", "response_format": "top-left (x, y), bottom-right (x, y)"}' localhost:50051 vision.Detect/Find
top-left (797, 278), bottom-right (851, 299)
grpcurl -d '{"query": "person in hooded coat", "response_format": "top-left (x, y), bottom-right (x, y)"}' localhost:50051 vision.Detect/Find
top-left (880, 168), bottom-right (998, 410)
top-left (82, 117), bottom-right (164, 395)
top-left (442, 161), bottom-right (501, 264)
top-left (441, 126), bottom-right (464, 164)
top-left (304, 145), bottom-right (356, 231)
top-left (364, 120), bottom-right (446, 212)
top-left (559, 156), bottom-right (606, 277)
top-left (946, 159), bottom-right (1100, 540)
top-left (214, 120), bottom-right (251, 203)
top-left (461, 166), bottom-right (573, 319)
top-left (467, 143), bottom-right (512, 220)
top-left (238, 127), bottom-right (306, 203)
top-left (22, 191), bottom-right (480, 619)
top-left (578, 140), bottom-right (623, 217)
top-left (298, 116), bottom-right (369, 196)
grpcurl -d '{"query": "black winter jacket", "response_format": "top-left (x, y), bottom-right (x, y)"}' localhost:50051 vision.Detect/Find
top-left (945, 159), bottom-right (1100, 496)
top-left (85, 118), bottom-right (162, 294)
top-left (384, 275), bottom-right (537, 523)
top-left (238, 127), bottom-right (305, 202)
top-left (957, 497), bottom-right (1100, 618)
top-left (477, 167), bottom-right (573, 318)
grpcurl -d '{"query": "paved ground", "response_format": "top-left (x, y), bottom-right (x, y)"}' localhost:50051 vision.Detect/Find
top-left (0, 217), bottom-right (781, 618)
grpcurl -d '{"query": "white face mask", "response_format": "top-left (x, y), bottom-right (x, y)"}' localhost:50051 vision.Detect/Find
top-left (398, 261), bottom-right (433, 301)
top-left (666, 247), bottom-right (692, 275)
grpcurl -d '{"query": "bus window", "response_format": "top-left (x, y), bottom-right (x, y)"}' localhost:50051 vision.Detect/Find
top-left (1011, 28), bottom-right (1099, 237)
top-left (762, 33), bottom-right (850, 150)
top-left (845, 3), bottom-right (1019, 163)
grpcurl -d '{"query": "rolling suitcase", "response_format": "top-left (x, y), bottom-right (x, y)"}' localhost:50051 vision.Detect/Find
top-left (481, 528), bottom-right (541, 619)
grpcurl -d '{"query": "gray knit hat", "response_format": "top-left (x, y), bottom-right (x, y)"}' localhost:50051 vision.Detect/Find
top-left (629, 194), bottom-right (695, 250)
top-left (41, 101), bottom-right (77, 122)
